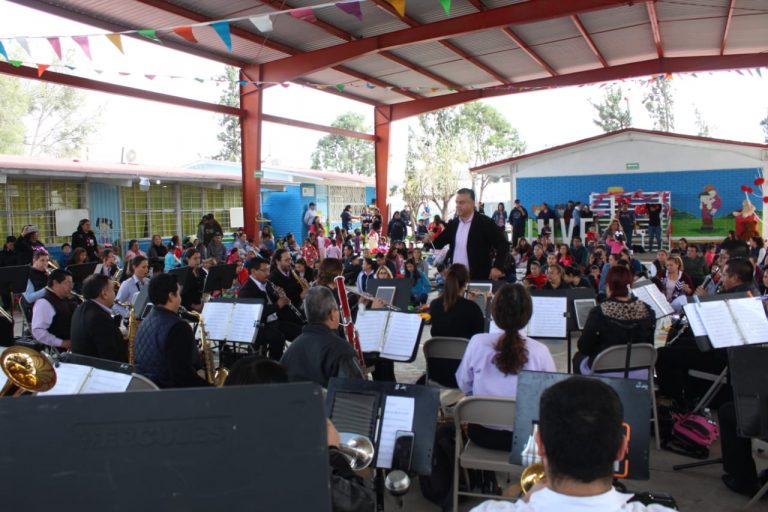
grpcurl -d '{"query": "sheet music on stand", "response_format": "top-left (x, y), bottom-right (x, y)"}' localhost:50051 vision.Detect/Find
top-left (36, 362), bottom-right (132, 396)
top-left (354, 309), bottom-right (424, 362)
top-left (573, 298), bottom-right (597, 330)
top-left (524, 296), bottom-right (568, 338)
top-left (683, 297), bottom-right (768, 349)
top-left (199, 298), bottom-right (263, 344)
top-left (632, 279), bottom-right (674, 318)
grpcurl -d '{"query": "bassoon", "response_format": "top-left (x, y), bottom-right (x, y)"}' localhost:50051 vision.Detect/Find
top-left (334, 275), bottom-right (368, 378)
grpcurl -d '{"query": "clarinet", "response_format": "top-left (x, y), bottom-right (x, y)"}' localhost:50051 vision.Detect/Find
top-left (335, 275), bottom-right (368, 378)
top-left (267, 281), bottom-right (307, 323)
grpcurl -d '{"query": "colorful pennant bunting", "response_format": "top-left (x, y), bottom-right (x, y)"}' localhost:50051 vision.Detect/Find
top-left (0, 40), bottom-right (7, 62)
top-left (106, 33), bottom-right (124, 54)
top-left (290, 8), bottom-right (317, 22)
top-left (211, 21), bottom-right (232, 52)
top-left (387, 0), bottom-right (406, 16)
top-left (172, 26), bottom-right (198, 43)
top-left (37, 64), bottom-right (49, 77)
top-left (15, 37), bottom-right (31, 57)
top-left (72, 35), bottom-right (92, 60)
top-left (439, 0), bottom-right (451, 15)
top-left (337, 1), bottom-right (363, 21)
top-left (250, 15), bottom-right (274, 33)
top-left (137, 29), bottom-right (160, 42)
top-left (47, 37), bottom-right (62, 60)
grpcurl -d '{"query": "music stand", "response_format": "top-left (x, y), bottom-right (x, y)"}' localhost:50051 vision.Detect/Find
top-left (58, 352), bottom-right (134, 375)
top-left (366, 279), bottom-right (412, 312)
top-left (0, 383), bottom-right (331, 512)
top-left (729, 345), bottom-right (768, 438)
top-left (564, 287), bottom-right (597, 372)
top-left (66, 262), bottom-right (99, 285)
top-left (512, 371), bottom-right (651, 480)
top-left (0, 265), bottom-right (31, 295)
top-left (203, 263), bottom-right (238, 293)
top-left (133, 286), bottom-right (152, 320)
top-left (168, 266), bottom-right (192, 292)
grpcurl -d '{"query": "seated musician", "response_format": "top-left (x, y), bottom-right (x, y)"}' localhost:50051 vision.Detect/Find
top-left (429, 264), bottom-right (485, 341)
top-left (294, 258), bottom-right (314, 285)
top-left (239, 257), bottom-right (299, 360)
top-left (31, 268), bottom-right (78, 351)
top-left (21, 249), bottom-right (51, 308)
top-left (114, 255), bottom-right (150, 317)
top-left (179, 249), bottom-right (206, 312)
top-left (71, 274), bottom-right (127, 362)
top-left (573, 266), bottom-right (655, 376)
top-left (269, 248), bottom-right (307, 324)
top-left (281, 286), bottom-right (363, 387)
top-left (355, 257), bottom-right (376, 294)
top-left (133, 272), bottom-right (209, 388)
top-left (473, 377), bottom-right (676, 511)
top-left (98, 248), bottom-right (120, 278)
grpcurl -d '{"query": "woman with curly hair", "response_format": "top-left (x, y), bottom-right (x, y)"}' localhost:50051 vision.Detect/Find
top-left (455, 283), bottom-right (556, 450)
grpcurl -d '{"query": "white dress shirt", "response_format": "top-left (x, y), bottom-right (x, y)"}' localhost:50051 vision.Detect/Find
top-left (31, 294), bottom-right (65, 347)
top-left (252, 277), bottom-right (278, 323)
top-left (114, 275), bottom-right (147, 317)
top-left (452, 213), bottom-right (474, 271)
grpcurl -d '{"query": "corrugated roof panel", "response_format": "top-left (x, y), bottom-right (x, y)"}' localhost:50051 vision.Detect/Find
top-left (530, 36), bottom-right (598, 74)
top-left (662, 19), bottom-right (725, 57)
top-left (427, 59), bottom-right (502, 87)
top-left (289, 0), bottom-right (409, 38)
top-left (407, 0), bottom-right (479, 24)
top-left (387, 41), bottom-right (460, 67)
top-left (726, 13), bottom-right (768, 53)
top-left (342, 54), bottom-right (411, 78)
top-left (481, 0), bottom-right (533, 9)
top-left (656, 0), bottom-right (728, 22)
top-left (167, 0), bottom-right (269, 18)
top-left (589, 25), bottom-right (657, 65)
top-left (513, 17), bottom-right (582, 47)
top-left (474, 48), bottom-right (547, 81)
top-left (447, 29), bottom-right (520, 57)
top-left (257, 15), bottom-right (346, 52)
top-left (376, 69), bottom-right (456, 90)
top-left (576, 2), bottom-right (651, 33)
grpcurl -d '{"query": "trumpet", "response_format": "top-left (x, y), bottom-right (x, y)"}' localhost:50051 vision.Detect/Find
top-left (337, 433), bottom-right (375, 470)
top-left (344, 286), bottom-right (400, 311)
top-left (0, 346), bottom-right (57, 396)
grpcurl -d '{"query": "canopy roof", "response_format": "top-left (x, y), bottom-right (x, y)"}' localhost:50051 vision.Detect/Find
top-left (10, 0), bottom-right (768, 117)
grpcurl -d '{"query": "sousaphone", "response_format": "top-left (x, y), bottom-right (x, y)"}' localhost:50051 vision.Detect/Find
top-left (0, 346), bottom-right (57, 396)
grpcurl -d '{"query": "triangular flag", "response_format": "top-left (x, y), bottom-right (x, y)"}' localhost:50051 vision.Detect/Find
top-left (366, 83), bottom-right (376, 89)
top-left (438, 0), bottom-right (451, 15)
top-left (194, 77), bottom-right (205, 83)
top-left (47, 37), bottom-right (62, 60)
top-left (336, 1), bottom-right (363, 21)
top-left (335, 84), bottom-right (345, 92)
top-left (94, 69), bottom-right (103, 74)
top-left (756, 68), bottom-right (762, 78)
top-left (106, 33), bottom-right (125, 54)
top-left (250, 15), bottom-right (273, 33)
top-left (137, 29), bottom-right (160, 42)
top-left (238, 80), bottom-right (249, 86)
top-left (290, 8), bottom-right (317, 22)
top-left (37, 64), bottom-right (50, 77)
top-left (0, 41), bottom-right (7, 62)
top-left (172, 26), bottom-right (197, 43)
top-left (119, 71), bottom-right (131, 76)
top-left (211, 21), bottom-right (232, 51)
top-left (9, 59), bottom-right (23, 67)
top-left (386, 0), bottom-right (405, 16)
top-left (72, 35), bottom-right (92, 60)
top-left (16, 37), bottom-right (32, 57)
top-left (145, 74), bottom-right (156, 80)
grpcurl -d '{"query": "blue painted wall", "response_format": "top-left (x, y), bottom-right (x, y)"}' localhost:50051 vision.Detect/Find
top-left (365, 186), bottom-right (376, 207)
top-left (517, 167), bottom-right (761, 218)
top-left (88, 182), bottom-right (122, 246)
top-left (262, 184), bottom-right (305, 239)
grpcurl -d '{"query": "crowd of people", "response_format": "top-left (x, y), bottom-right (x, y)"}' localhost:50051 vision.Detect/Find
top-left (1, 190), bottom-right (765, 511)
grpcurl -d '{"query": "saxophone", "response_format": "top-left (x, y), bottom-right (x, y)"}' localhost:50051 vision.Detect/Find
top-left (184, 309), bottom-right (228, 387)
top-left (292, 269), bottom-right (310, 292)
top-left (116, 300), bottom-right (138, 365)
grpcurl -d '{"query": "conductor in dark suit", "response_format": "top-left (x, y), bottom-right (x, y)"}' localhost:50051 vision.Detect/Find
top-left (424, 188), bottom-right (509, 280)
top-left (71, 274), bottom-right (127, 362)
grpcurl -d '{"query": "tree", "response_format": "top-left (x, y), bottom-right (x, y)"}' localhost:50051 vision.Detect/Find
top-left (693, 106), bottom-right (711, 137)
top-left (589, 84), bottom-right (632, 133)
top-left (760, 110), bottom-right (768, 143)
top-left (0, 75), bottom-right (30, 155)
top-left (459, 102), bottom-right (526, 202)
top-left (643, 77), bottom-right (675, 132)
top-left (311, 112), bottom-right (374, 175)
top-left (212, 66), bottom-right (241, 162)
top-left (24, 81), bottom-right (100, 158)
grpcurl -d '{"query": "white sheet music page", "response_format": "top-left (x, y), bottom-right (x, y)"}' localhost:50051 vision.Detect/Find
top-left (682, 304), bottom-right (707, 337)
top-left (727, 298), bottom-right (768, 345)
top-left (526, 296), bottom-right (568, 338)
top-left (377, 395), bottom-right (415, 469)
top-left (355, 310), bottom-right (389, 352)
top-left (199, 302), bottom-right (232, 340)
top-left (698, 301), bottom-right (742, 348)
top-left (37, 363), bottom-right (92, 396)
top-left (228, 303), bottom-right (263, 343)
top-left (80, 368), bottom-right (132, 394)
top-left (381, 313), bottom-right (422, 361)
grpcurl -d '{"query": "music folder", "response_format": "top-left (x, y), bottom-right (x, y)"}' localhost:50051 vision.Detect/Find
top-left (353, 308), bottom-right (424, 362)
top-left (683, 296), bottom-right (768, 350)
top-left (65, 262), bottom-right (99, 283)
top-left (199, 298), bottom-right (263, 344)
top-left (631, 279), bottom-right (674, 318)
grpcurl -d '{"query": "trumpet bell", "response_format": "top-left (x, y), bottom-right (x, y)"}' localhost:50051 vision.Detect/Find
top-left (520, 463), bottom-right (546, 496)
top-left (0, 346), bottom-right (57, 396)
top-left (338, 432), bottom-right (375, 471)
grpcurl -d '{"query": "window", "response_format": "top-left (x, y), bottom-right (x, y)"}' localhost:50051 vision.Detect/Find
top-left (1, 179), bottom-right (85, 245)
top-left (328, 186), bottom-right (367, 225)
top-left (121, 183), bottom-right (177, 240)
top-left (180, 184), bottom-right (241, 237)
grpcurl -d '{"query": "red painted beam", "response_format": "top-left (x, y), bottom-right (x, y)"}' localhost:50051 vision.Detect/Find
top-left (261, 0), bottom-right (633, 84)
top-left (262, 114), bottom-right (377, 141)
top-left (501, 28), bottom-right (557, 76)
top-left (571, 14), bottom-right (609, 68)
top-left (646, 1), bottom-right (664, 59)
top-left (720, 0), bottom-right (736, 56)
top-left (389, 53), bottom-right (768, 121)
top-left (374, 105), bottom-right (392, 231)
top-left (0, 61), bottom-right (243, 117)
top-left (241, 76), bottom-right (262, 242)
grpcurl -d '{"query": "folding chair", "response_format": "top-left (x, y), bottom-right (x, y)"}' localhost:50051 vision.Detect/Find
top-left (126, 373), bottom-right (160, 391)
top-left (423, 337), bottom-right (468, 412)
top-left (453, 396), bottom-right (520, 511)
top-left (591, 343), bottom-right (661, 450)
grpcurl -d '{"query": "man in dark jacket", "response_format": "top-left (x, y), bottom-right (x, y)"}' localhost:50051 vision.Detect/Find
top-left (387, 212), bottom-right (407, 241)
top-left (71, 219), bottom-right (99, 262)
top-left (509, 199), bottom-right (529, 247)
top-left (71, 274), bottom-right (127, 362)
top-left (281, 286), bottom-right (363, 387)
top-left (15, 225), bottom-right (45, 265)
top-left (425, 188), bottom-right (509, 281)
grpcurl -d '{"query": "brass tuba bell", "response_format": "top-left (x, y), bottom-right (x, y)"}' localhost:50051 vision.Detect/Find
top-left (0, 346), bottom-right (57, 396)
top-left (337, 432), bottom-right (375, 471)
top-left (520, 463), bottom-right (546, 496)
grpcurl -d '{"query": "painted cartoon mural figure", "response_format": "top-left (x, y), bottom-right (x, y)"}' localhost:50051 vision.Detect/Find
top-left (698, 185), bottom-right (721, 231)
top-left (734, 198), bottom-right (760, 241)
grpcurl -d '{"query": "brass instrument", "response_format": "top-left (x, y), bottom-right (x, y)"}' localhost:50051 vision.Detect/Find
top-left (0, 346), bottom-right (57, 396)
top-left (116, 300), bottom-right (138, 365)
top-left (0, 305), bottom-right (12, 323)
top-left (292, 269), bottom-right (310, 292)
top-left (344, 286), bottom-right (401, 312)
top-left (520, 463), bottom-right (546, 496)
top-left (112, 268), bottom-right (124, 292)
top-left (184, 308), bottom-right (228, 386)
top-left (71, 291), bottom-right (85, 303)
top-left (337, 433), bottom-right (375, 471)
top-left (47, 260), bottom-right (59, 272)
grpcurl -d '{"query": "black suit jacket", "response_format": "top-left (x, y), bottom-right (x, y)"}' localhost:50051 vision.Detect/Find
top-left (71, 300), bottom-right (128, 362)
top-left (432, 213), bottom-right (509, 280)
top-left (239, 278), bottom-right (280, 322)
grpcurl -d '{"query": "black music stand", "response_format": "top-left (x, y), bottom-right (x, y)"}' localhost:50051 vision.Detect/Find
top-left (66, 262), bottom-right (99, 285)
top-left (203, 263), bottom-right (238, 293)
top-left (0, 265), bottom-right (31, 343)
top-left (168, 266), bottom-right (192, 292)
top-left (0, 383), bottom-right (331, 512)
top-left (202, 297), bottom-right (263, 365)
top-left (511, 371), bottom-right (651, 480)
top-left (326, 378), bottom-right (440, 511)
top-left (564, 287), bottom-right (597, 372)
top-left (366, 279), bottom-right (412, 311)
top-left (58, 352), bottom-right (134, 375)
